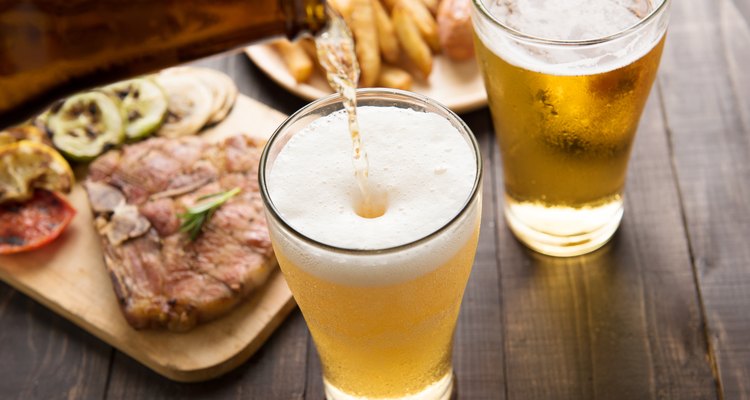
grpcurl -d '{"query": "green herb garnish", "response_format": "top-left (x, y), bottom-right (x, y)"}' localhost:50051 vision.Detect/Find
top-left (178, 187), bottom-right (241, 241)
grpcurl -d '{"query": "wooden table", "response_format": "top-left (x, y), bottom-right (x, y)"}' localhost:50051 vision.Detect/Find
top-left (1, 0), bottom-right (749, 398)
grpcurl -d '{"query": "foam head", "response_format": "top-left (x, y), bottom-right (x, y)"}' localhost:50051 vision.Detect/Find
top-left (473, 0), bottom-right (668, 75)
top-left (493, 0), bottom-right (652, 41)
top-left (266, 106), bottom-right (480, 285)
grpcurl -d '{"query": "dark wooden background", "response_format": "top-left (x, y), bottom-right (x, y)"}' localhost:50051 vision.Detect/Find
top-left (1, 0), bottom-right (749, 398)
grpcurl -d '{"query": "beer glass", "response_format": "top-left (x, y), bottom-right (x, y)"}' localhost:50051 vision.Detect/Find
top-left (472, 0), bottom-right (671, 256)
top-left (259, 89), bottom-right (482, 400)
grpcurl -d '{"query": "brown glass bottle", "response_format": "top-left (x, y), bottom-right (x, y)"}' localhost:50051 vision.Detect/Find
top-left (0, 0), bottom-right (328, 127)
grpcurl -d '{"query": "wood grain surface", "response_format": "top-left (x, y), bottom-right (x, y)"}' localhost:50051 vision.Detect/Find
top-left (1, 0), bottom-right (749, 397)
top-left (659, 0), bottom-right (750, 398)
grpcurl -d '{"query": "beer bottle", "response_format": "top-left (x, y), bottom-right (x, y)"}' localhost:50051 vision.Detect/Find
top-left (0, 0), bottom-right (328, 127)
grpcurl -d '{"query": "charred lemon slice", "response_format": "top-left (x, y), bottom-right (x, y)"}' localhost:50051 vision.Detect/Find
top-left (0, 140), bottom-right (74, 203)
top-left (47, 91), bottom-right (125, 161)
top-left (0, 125), bottom-right (50, 146)
top-left (104, 78), bottom-right (168, 141)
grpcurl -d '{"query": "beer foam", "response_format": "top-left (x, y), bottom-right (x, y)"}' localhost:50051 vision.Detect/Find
top-left (267, 106), bottom-right (479, 285)
top-left (473, 0), bottom-right (667, 75)
top-left (494, 0), bottom-right (646, 41)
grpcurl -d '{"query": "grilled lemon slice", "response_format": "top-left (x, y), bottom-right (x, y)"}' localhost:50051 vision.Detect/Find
top-left (47, 91), bottom-right (125, 161)
top-left (0, 140), bottom-right (74, 203)
top-left (0, 125), bottom-right (50, 146)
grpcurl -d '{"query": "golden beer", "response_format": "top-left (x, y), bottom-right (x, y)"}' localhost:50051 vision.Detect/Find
top-left (276, 224), bottom-right (479, 398)
top-left (472, 0), bottom-right (671, 256)
top-left (260, 90), bottom-right (482, 400)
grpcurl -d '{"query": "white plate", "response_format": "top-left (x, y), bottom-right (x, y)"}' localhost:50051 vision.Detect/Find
top-left (245, 45), bottom-right (487, 114)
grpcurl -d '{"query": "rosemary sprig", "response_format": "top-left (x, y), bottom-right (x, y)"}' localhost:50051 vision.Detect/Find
top-left (178, 187), bottom-right (241, 241)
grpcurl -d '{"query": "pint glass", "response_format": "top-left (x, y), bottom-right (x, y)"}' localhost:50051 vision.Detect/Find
top-left (259, 89), bottom-right (482, 400)
top-left (472, 0), bottom-right (670, 256)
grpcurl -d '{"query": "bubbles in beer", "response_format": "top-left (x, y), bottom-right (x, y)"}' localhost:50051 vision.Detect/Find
top-left (476, 0), bottom-right (665, 76)
top-left (490, 0), bottom-right (653, 41)
top-left (474, 0), bottom-right (667, 255)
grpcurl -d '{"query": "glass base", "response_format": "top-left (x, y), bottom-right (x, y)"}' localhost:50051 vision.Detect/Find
top-left (323, 371), bottom-right (454, 400)
top-left (504, 195), bottom-right (624, 257)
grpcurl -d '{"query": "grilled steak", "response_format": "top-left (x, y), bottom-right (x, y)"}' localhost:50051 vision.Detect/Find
top-left (85, 135), bottom-right (275, 332)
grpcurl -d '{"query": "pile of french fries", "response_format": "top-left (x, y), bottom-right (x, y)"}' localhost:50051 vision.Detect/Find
top-left (272, 0), bottom-right (449, 91)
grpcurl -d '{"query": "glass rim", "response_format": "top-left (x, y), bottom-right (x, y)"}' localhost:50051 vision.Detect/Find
top-left (471, 0), bottom-right (671, 46)
top-left (259, 88), bottom-right (483, 256)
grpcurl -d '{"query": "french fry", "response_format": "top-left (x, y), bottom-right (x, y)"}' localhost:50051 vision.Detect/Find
top-left (420, 0), bottom-right (439, 14)
top-left (273, 40), bottom-right (314, 83)
top-left (378, 65), bottom-right (413, 90)
top-left (328, 0), bottom-right (354, 18)
top-left (393, 3), bottom-right (433, 77)
top-left (373, 0), bottom-right (400, 64)
top-left (349, 0), bottom-right (381, 87)
top-left (399, 0), bottom-right (441, 52)
top-left (381, 0), bottom-right (398, 10)
top-left (272, 0), bottom-right (450, 90)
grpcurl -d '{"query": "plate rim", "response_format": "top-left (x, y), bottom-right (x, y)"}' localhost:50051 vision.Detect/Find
top-left (244, 45), bottom-right (488, 114)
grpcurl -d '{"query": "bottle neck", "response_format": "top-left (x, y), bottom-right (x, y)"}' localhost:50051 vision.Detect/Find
top-left (0, 0), bottom-right (329, 128)
top-left (284, 0), bottom-right (328, 39)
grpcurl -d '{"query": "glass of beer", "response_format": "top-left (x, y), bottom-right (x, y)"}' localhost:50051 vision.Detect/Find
top-left (472, 0), bottom-right (671, 256)
top-left (259, 89), bottom-right (482, 400)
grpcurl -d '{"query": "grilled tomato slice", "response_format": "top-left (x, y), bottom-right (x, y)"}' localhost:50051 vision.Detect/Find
top-left (0, 190), bottom-right (76, 254)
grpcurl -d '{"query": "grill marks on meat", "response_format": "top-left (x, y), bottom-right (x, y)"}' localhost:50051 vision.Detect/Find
top-left (86, 136), bottom-right (275, 332)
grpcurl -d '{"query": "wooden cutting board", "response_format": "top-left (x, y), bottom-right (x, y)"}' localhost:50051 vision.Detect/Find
top-left (0, 95), bottom-right (296, 382)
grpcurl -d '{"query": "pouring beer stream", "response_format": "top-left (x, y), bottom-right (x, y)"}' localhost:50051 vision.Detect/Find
top-left (315, 11), bottom-right (386, 219)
